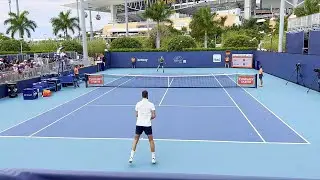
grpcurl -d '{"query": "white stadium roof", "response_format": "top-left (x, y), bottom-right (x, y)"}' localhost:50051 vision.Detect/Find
top-left (62, 0), bottom-right (139, 11)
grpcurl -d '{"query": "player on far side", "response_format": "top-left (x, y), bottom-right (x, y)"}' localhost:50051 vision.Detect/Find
top-left (259, 65), bottom-right (263, 87)
top-left (157, 56), bottom-right (165, 73)
top-left (129, 90), bottom-right (157, 164)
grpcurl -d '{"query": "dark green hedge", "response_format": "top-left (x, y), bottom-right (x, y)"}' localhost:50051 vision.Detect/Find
top-left (0, 50), bottom-right (53, 55)
top-left (110, 37), bottom-right (142, 49)
top-left (108, 47), bottom-right (256, 52)
top-left (167, 35), bottom-right (197, 51)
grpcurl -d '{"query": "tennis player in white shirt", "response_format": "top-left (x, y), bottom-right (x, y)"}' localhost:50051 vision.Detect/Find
top-left (129, 90), bottom-right (156, 164)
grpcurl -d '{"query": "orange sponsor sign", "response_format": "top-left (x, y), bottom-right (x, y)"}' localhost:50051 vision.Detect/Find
top-left (88, 75), bottom-right (104, 85)
top-left (237, 75), bottom-right (255, 85)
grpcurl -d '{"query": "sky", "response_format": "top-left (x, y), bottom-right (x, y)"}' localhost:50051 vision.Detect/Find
top-left (0, 0), bottom-right (112, 39)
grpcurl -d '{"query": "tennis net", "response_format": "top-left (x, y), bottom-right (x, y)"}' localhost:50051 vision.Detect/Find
top-left (84, 73), bottom-right (258, 88)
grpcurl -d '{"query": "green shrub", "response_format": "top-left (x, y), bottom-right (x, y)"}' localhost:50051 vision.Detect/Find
top-left (88, 38), bottom-right (107, 57)
top-left (133, 37), bottom-right (154, 49)
top-left (222, 34), bottom-right (258, 48)
top-left (29, 39), bottom-right (82, 53)
top-left (0, 50), bottom-right (55, 55)
top-left (183, 47), bottom-right (256, 51)
top-left (261, 34), bottom-right (286, 51)
top-left (160, 37), bottom-right (172, 49)
top-left (29, 40), bottom-right (59, 52)
top-left (0, 39), bottom-right (30, 51)
top-left (109, 48), bottom-right (166, 52)
top-left (108, 47), bottom-right (255, 52)
top-left (110, 37), bottom-right (142, 49)
top-left (0, 33), bottom-right (10, 41)
top-left (167, 35), bottom-right (197, 51)
top-left (61, 40), bottom-right (82, 53)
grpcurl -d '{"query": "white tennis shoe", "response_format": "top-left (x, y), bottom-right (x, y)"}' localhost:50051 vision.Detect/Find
top-left (152, 157), bottom-right (156, 164)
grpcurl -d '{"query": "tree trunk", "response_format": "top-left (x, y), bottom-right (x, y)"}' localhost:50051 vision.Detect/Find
top-left (156, 22), bottom-right (160, 49)
top-left (65, 29), bottom-right (68, 39)
top-left (204, 31), bottom-right (208, 48)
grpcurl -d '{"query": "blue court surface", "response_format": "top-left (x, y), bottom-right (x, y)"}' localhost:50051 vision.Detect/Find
top-left (0, 68), bottom-right (319, 180)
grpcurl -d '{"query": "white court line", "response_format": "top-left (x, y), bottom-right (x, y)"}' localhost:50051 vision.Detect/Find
top-left (0, 135), bottom-right (309, 145)
top-left (0, 75), bottom-right (127, 135)
top-left (213, 74), bottom-right (266, 142)
top-left (227, 76), bottom-right (311, 144)
top-left (29, 77), bottom-right (135, 137)
top-left (0, 87), bottom-right (100, 134)
top-left (86, 104), bottom-right (237, 108)
top-left (159, 78), bottom-right (174, 106)
top-left (159, 104), bottom-right (237, 108)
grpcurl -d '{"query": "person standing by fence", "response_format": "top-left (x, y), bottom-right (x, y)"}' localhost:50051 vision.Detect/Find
top-left (73, 65), bottom-right (80, 88)
top-left (131, 57), bottom-right (136, 68)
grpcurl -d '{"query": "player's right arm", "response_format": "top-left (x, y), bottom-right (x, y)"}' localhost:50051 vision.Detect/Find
top-left (151, 103), bottom-right (156, 120)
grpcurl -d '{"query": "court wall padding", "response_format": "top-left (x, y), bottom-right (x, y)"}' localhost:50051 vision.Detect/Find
top-left (254, 51), bottom-right (320, 91)
top-left (106, 51), bottom-right (254, 68)
top-left (0, 169), bottom-right (316, 180)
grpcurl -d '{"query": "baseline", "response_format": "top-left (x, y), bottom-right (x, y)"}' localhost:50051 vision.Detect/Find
top-left (0, 135), bottom-right (309, 145)
top-left (86, 104), bottom-right (237, 108)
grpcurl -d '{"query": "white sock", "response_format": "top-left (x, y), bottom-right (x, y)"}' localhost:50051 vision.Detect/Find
top-left (130, 150), bottom-right (135, 158)
top-left (152, 152), bottom-right (156, 159)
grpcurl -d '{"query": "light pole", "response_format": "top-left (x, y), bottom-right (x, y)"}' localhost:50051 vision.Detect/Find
top-left (278, 0), bottom-right (285, 52)
top-left (16, 0), bottom-right (20, 39)
top-left (76, 0), bottom-right (80, 40)
top-left (16, 0), bottom-right (19, 15)
top-left (79, 0), bottom-right (88, 65)
top-left (8, 0), bottom-right (12, 13)
top-left (125, 0), bottom-right (129, 36)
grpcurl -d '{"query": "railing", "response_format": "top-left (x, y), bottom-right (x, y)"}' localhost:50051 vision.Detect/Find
top-left (288, 13), bottom-right (320, 33)
top-left (0, 58), bottom-right (91, 85)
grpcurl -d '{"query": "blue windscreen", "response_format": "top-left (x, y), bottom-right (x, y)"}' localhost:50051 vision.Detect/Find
top-left (308, 31), bottom-right (320, 55)
top-left (286, 32), bottom-right (304, 54)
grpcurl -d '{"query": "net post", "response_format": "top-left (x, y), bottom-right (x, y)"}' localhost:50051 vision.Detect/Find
top-left (255, 74), bottom-right (258, 88)
top-left (84, 73), bottom-right (88, 88)
top-left (167, 77), bottom-right (169, 88)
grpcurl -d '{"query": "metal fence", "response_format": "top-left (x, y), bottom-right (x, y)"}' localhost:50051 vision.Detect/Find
top-left (288, 13), bottom-right (320, 33)
top-left (0, 57), bottom-right (92, 85)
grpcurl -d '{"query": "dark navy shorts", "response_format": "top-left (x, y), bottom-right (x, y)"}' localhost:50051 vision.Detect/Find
top-left (135, 126), bottom-right (152, 135)
top-left (259, 74), bottom-right (263, 79)
top-left (159, 63), bottom-right (164, 66)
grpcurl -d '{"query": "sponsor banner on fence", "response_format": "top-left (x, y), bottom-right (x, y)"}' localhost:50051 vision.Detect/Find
top-left (232, 54), bottom-right (253, 68)
top-left (137, 58), bottom-right (148, 62)
top-left (173, 56), bottom-right (187, 64)
top-left (212, 54), bottom-right (221, 63)
top-left (88, 74), bottom-right (104, 85)
top-left (237, 75), bottom-right (256, 87)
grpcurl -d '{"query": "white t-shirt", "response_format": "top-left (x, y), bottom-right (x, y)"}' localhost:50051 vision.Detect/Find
top-left (135, 98), bottom-right (155, 127)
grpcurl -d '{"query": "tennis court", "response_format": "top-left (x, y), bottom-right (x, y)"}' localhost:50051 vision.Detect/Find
top-left (0, 68), bottom-right (318, 180)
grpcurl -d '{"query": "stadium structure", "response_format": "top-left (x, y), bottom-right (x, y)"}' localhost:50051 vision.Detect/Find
top-left (62, 0), bottom-right (307, 56)
top-left (63, 0), bottom-right (306, 38)
top-left (63, 0), bottom-right (258, 39)
top-left (64, 0), bottom-right (256, 23)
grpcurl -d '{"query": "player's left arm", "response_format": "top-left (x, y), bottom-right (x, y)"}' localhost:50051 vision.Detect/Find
top-left (135, 104), bottom-right (138, 117)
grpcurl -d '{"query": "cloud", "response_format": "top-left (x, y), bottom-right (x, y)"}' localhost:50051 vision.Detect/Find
top-left (0, 0), bottom-right (111, 39)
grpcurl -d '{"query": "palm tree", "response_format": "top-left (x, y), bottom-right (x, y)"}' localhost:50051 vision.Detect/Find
top-left (4, 11), bottom-right (37, 38)
top-left (294, 0), bottom-right (320, 17)
top-left (142, 1), bottom-right (174, 49)
top-left (50, 10), bottom-right (80, 39)
top-left (189, 7), bottom-right (226, 48)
